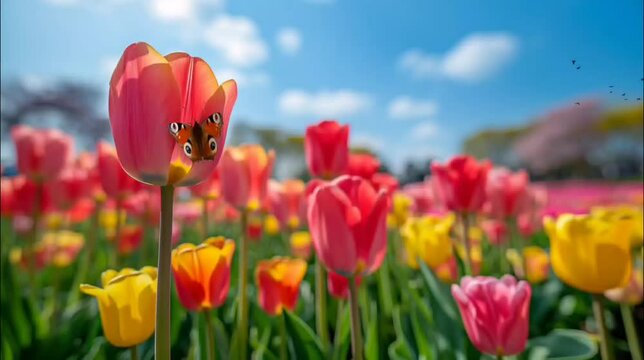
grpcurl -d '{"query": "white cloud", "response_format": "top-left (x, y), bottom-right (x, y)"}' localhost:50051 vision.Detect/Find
top-left (399, 32), bottom-right (518, 82)
top-left (388, 96), bottom-right (438, 119)
top-left (279, 90), bottom-right (372, 118)
top-left (203, 15), bottom-right (269, 67)
top-left (149, 0), bottom-right (196, 22)
top-left (216, 68), bottom-right (270, 87)
top-left (410, 121), bottom-right (438, 140)
top-left (276, 28), bottom-right (302, 55)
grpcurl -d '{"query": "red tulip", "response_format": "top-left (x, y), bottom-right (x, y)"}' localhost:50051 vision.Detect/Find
top-left (246, 213), bottom-right (264, 241)
top-left (307, 175), bottom-right (388, 276)
top-left (220, 145), bottom-right (275, 210)
top-left (109, 42), bottom-right (237, 186)
top-left (47, 167), bottom-right (91, 211)
top-left (347, 153), bottom-right (381, 180)
top-left (485, 167), bottom-right (530, 219)
top-left (1, 177), bottom-right (15, 217)
top-left (255, 257), bottom-right (307, 315)
top-left (11, 125), bottom-right (74, 182)
top-left (452, 276), bottom-right (531, 356)
top-left (117, 225), bottom-right (144, 255)
top-left (268, 179), bottom-right (307, 230)
top-left (327, 271), bottom-right (362, 300)
top-left (431, 156), bottom-right (491, 213)
top-left (97, 141), bottom-right (142, 199)
top-left (304, 120), bottom-right (349, 179)
top-left (123, 189), bottom-right (161, 226)
top-left (11, 176), bottom-right (52, 216)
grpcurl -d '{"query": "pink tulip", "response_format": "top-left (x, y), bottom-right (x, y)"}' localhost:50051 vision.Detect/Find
top-left (402, 181), bottom-right (435, 215)
top-left (219, 145), bottom-right (275, 211)
top-left (123, 189), bottom-right (161, 226)
top-left (485, 167), bottom-right (530, 219)
top-left (451, 275), bottom-right (531, 356)
top-left (481, 220), bottom-right (508, 246)
top-left (304, 120), bottom-right (349, 179)
top-left (347, 153), bottom-right (381, 180)
top-left (268, 179), bottom-right (307, 230)
top-left (11, 125), bottom-right (74, 182)
top-left (307, 175), bottom-right (388, 276)
top-left (189, 168), bottom-right (220, 200)
top-left (109, 42), bottom-right (237, 186)
top-left (97, 141), bottom-right (142, 199)
top-left (431, 156), bottom-right (491, 213)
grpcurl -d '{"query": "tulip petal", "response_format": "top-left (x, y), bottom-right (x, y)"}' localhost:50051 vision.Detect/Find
top-left (109, 42), bottom-right (181, 185)
top-left (308, 184), bottom-right (357, 274)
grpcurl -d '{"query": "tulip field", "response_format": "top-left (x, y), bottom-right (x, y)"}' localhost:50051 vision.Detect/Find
top-left (1, 40), bottom-right (643, 360)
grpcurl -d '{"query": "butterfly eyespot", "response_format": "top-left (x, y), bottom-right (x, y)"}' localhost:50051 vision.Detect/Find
top-left (208, 137), bottom-right (217, 152)
top-left (170, 123), bottom-right (179, 133)
top-left (183, 142), bottom-right (193, 156)
top-left (213, 113), bottom-right (222, 124)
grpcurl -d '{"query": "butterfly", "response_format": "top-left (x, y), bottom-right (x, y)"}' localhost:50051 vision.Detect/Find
top-left (169, 112), bottom-right (224, 162)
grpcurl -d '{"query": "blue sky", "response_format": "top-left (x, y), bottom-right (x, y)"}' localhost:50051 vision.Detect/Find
top-left (2, 0), bottom-right (643, 172)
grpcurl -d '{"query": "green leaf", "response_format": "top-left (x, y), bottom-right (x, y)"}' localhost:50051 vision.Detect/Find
top-left (331, 303), bottom-right (351, 360)
top-left (388, 339), bottom-right (415, 360)
top-left (284, 310), bottom-right (324, 360)
top-left (364, 301), bottom-right (379, 360)
top-left (526, 329), bottom-right (598, 360)
top-left (409, 289), bottom-right (434, 360)
top-left (418, 262), bottom-right (466, 360)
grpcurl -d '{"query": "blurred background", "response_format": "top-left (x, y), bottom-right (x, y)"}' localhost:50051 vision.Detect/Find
top-left (1, 0), bottom-right (643, 182)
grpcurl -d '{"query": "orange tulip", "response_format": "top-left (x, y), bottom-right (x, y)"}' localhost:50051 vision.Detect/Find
top-left (171, 237), bottom-right (235, 311)
top-left (255, 257), bottom-right (307, 315)
top-left (220, 145), bottom-right (275, 211)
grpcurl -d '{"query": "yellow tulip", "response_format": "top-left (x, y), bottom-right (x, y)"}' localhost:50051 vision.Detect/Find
top-left (506, 246), bottom-right (550, 284)
top-left (545, 214), bottom-right (632, 293)
top-left (264, 214), bottom-right (281, 236)
top-left (80, 267), bottom-right (157, 348)
top-left (290, 231), bottom-right (312, 260)
top-left (400, 214), bottom-right (454, 269)
top-left (591, 205), bottom-right (643, 246)
top-left (387, 192), bottom-right (413, 229)
top-left (99, 209), bottom-right (126, 238)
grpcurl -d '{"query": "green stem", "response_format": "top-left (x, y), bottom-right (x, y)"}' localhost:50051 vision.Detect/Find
top-left (155, 185), bottom-right (174, 360)
top-left (592, 295), bottom-right (614, 360)
top-left (496, 354), bottom-right (504, 360)
top-left (348, 276), bottom-right (363, 360)
top-left (28, 182), bottom-right (43, 305)
top-left (112, 197), bottom-right (123, 268)
top-left (620, 304), bottom-right (642, 360)
top-left (130, 345), bottom-right (138, 360)
top-left (202, 197), bottom-right (209, 239)
top-left (279, 312), bottom-right (288, 360)
top-left (315, 256), bottom-right (329, 351)
top-left (204, 310), bottom-right (216, 360)
top-left (459, 213), bottom-right (473, 276)
top-left (377, 257), bottom-right (393, 317)
top-left (333, 301), bottom-right (346, 347)
top-left (67, 201), bottom-right (102, 307)
top-left (237, 209), bottom-right (249, 360)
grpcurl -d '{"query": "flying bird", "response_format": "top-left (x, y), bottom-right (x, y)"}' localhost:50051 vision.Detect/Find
top-left (576, 66), bottom-right (581, 70)
top-left (575, 102), bottom-right (581, 106)
top-left (609, 91), bottom-right (613, 94)
top-left (609, 85), bottom-right (614, 88)
top-left (572, 60), bottom-right (576, 65)
top-left (637, 98), bottom-right (641, 101)
top-left (622, 93), bottom-right (626, 96)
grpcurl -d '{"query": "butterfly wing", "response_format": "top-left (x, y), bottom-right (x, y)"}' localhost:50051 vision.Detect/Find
top-left (169, 122), bottom-right (202, 161)
top-left (199, 112), bottom-right (223, 160)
